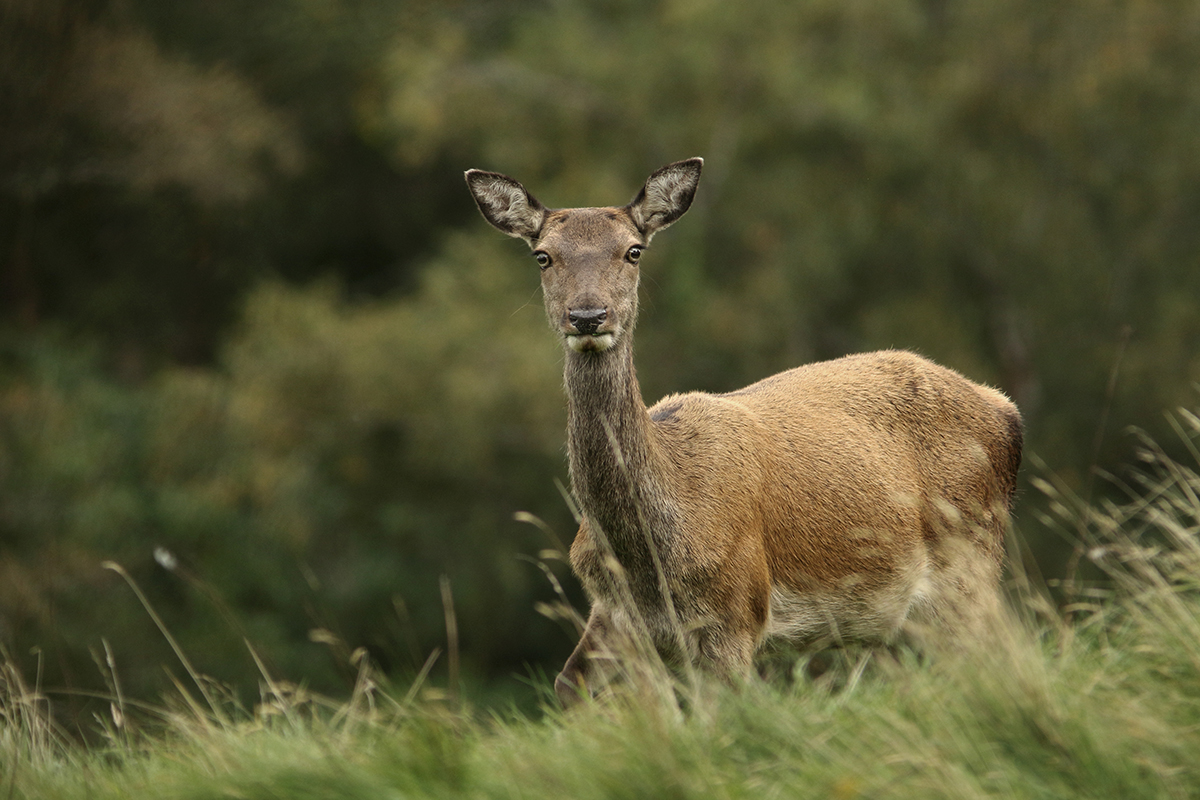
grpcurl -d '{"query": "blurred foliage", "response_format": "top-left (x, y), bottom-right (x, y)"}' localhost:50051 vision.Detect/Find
top-left (2, 0), bottom-right (1200, 724)
top-left (0, 0), bottom-right (463, 363)
top-left (0, 237), bottom-right (573, 713)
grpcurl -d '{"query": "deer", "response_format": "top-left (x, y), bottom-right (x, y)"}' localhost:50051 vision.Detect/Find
top-left (465, 158), bottom-right (1023, 708)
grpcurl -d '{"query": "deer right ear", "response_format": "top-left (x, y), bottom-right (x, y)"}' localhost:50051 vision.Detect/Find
top-left (627, 157), bottom-right (703, 239)
top-left (465, 170), bottom-right (546, 244)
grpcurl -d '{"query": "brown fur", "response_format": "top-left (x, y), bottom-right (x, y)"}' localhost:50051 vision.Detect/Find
top-left (465, 159), bottom-right (1023, 707)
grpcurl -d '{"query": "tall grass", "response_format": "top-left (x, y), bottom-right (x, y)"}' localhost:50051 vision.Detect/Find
top-left (6, 413), bottom-right (1200, 798)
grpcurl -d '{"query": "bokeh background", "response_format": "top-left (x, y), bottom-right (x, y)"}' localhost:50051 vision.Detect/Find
top-left (3, 0), bottom-right (1199, 726)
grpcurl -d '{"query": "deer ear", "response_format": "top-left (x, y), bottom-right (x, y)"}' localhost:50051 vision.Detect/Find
top-left (627, 158), bottom-right (703, 238)
top-left (465, 170), bottom-right (546, 244)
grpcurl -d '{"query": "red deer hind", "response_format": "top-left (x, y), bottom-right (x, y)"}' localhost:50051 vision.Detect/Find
top-left (465, 158), bottom-right (1023, 707)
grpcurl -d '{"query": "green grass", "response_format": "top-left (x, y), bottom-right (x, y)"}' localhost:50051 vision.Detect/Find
top-left (7, 418), bottom-right (1200, 798)
top-left (8, 609), bottom-right (1196, 800)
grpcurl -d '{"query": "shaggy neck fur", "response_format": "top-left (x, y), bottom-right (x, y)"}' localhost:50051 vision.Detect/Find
top-left (564, 335), bottom-right (675, 579)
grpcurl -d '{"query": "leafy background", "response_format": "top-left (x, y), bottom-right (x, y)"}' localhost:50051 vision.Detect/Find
top-left (2, 0), bottom-right (1198, 725)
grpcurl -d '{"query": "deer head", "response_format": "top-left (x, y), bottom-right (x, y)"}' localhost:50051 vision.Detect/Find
top-left (465, 159), bottom-right (703, 353)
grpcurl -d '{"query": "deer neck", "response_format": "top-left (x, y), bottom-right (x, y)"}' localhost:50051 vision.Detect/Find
top-left (564, 337), bottom-right (671, 557)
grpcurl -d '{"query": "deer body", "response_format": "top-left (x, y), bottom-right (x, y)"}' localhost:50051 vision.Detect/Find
top-left (465, 159), bottom-right (1023, 706)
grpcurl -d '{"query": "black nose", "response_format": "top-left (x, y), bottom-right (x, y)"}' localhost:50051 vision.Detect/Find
top-left (568, 308), bottom-right (607, 335)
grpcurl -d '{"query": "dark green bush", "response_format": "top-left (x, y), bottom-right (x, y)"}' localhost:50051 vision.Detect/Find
top-left (0, 235), bottom-right (580, 715)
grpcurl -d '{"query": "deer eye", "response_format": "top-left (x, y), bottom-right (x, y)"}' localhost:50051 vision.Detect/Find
top-left (626, 246), bottom-right (643, 263)
top-left (534, 252), bottom-right (551, 270)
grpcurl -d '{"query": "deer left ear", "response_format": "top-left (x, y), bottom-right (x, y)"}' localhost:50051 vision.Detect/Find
top-left (627, 158), bottom-right (703, 239)
top-left (465, 169), bottom-right (546, 244)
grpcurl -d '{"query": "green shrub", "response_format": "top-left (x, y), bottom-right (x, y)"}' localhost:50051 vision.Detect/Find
top-left (0, 232), bottom-right (580, 717)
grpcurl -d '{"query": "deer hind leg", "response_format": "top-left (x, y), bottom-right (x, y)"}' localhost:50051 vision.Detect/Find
top-left (903, 537), bottom-right (1004, 650)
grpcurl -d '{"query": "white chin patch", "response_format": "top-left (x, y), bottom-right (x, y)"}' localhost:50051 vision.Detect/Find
top-left (566, 333), bottom-right (615, 352)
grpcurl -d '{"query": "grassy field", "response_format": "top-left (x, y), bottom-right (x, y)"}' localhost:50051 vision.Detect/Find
top-left (5, 421), bottom-right (1200, 799)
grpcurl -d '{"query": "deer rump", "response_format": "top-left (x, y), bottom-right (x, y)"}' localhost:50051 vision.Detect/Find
top-left (464, 158), bottom-right (1023, 707)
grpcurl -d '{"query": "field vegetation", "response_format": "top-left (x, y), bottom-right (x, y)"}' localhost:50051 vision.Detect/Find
top-left (5, 415), bottom-right (1200, 798)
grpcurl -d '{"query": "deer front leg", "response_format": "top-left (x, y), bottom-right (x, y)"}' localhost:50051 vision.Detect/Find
top-left (555, 604), bottom-right (624, 708)
top-left (692, 590), bottom-right (765, 690)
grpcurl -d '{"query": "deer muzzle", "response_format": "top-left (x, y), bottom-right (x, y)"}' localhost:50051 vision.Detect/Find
top-left (565, 307), bottom-right (615, 352)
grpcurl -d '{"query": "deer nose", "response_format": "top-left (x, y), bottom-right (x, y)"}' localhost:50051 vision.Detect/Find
top-left (568, 308), bottom-right (607, 336)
